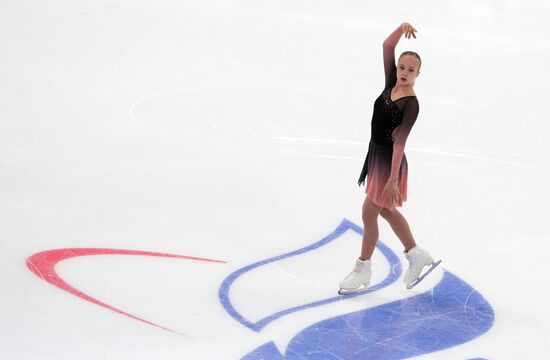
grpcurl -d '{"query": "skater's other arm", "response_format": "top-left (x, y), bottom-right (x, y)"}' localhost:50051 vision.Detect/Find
top-left (389, 98), bottom-right (419, 182)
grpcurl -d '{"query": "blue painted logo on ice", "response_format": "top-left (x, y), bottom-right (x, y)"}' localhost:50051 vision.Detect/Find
top-left (218, 219), bottom-right (494, 359)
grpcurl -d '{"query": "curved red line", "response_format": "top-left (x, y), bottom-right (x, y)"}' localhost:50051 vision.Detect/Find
top-left (26, 248), bottom-right (226, 336)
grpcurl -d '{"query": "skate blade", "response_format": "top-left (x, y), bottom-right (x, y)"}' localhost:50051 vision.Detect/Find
top-left (338, 284), bottom-right (369, 296)
top-left (406, 260), bottom-right (442, 289)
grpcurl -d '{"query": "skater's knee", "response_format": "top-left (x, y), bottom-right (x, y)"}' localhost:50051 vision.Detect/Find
top-left (379, 208), bottom-right (391, 219)
top-left (362, 197), bottom-right (381, 223)
top-left (380, 207), bottom-right (397, 220)
top-left (381, 206), bottom-right (403, 220)
top-left (362, 213), bottom-right (378, 227)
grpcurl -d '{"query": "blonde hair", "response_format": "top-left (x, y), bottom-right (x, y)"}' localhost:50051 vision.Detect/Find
top-left (399, 51), bottom-right (422, 70)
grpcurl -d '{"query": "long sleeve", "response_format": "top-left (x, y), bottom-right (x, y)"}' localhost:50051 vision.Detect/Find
top-left (389, 97), bottom-right (419, 181)
top-left (383, 26), bottom-right (403, 87)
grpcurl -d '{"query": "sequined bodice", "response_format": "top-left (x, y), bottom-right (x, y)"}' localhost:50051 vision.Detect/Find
top-left (370, 87), bottom-right (415, 146)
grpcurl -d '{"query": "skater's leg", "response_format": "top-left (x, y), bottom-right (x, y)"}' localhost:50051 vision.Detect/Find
top-left (379, 207), bottom-right (416, 252)
top-left (360, 197), bottom-right (382, 260)
top-left (379, 208), bottom-right (438, 288)
top-left (338, 196), bottom-right (380, 294)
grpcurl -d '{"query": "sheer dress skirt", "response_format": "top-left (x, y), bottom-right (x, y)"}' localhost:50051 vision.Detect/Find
top-left (364, 141), bottom-right (408, 209)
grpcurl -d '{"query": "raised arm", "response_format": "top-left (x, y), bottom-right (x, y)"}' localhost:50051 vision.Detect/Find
top-left (388, 98), bottom-right (419, 182)
top-left (382, 23), bottom-right (417, 86)
top-left (382, 26), bottom-right (402, 81)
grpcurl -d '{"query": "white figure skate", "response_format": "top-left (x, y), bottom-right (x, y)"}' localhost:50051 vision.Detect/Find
top-left (403, 245), bottom-right (441, 289)
top-left (338, 258), bottom-right (371, 295)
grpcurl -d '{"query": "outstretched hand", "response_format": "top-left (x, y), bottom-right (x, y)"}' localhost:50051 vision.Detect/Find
top-left (401, 22), bottom-right (417, 39)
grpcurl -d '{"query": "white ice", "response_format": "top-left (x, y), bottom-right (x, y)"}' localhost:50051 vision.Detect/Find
top-left (1, 0), bottom-right (549, 359)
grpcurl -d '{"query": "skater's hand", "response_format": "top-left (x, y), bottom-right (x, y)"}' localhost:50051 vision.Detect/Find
top-left (382, 179), bottom-right (402, 209)
top-left (401, 22), bottom-right (417, 39)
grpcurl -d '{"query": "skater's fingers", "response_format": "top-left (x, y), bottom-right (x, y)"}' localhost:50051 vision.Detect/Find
top-left (403, 25), bottom-right (417, 40)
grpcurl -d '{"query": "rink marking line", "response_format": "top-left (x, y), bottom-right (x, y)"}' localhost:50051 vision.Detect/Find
top-left (273, 136), bottom-right (367, 146)
top-left (218, 218), bottom-right (402, 332)
top-left (128, 85), bottom-right (308, 124)
top-left (128, 87), bottom-right (218, 123)
top-left (0, 11), bottom-right (25, 16)
top-left (26, 248), bottom-right (226, 336)
top-left (128, 90), bottom-right (547, 173)
top-left (412, 161), bottom-right (550, 179)
top-left (282, 150), bottom-right (550, 178)
top-left (273, 136), bottom-right (549, 172)
top-left (269, 264), bottom-right (308, 283)
top-left (285, 149), bottom-right (361, 160)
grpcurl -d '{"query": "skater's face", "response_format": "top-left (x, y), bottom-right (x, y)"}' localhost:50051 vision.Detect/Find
top-left (396, 55), bottom-right (420, 86)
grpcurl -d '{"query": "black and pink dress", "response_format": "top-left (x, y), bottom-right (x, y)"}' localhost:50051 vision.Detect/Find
top-left (358, 51), bottom-right (419, 209)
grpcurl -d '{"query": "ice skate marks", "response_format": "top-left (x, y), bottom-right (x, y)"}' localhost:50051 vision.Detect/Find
top-left (242, 270), bottom-right (495, 359)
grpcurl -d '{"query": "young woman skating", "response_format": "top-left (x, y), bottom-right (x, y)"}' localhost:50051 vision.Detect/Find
top-left (339, 22), bottom-right (440, 294)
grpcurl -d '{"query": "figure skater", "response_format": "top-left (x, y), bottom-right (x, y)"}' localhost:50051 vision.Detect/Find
top-left (339, 22), bottom-right (440, 294)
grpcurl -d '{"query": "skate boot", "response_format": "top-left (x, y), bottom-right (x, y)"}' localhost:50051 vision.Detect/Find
top-left (403, 245), bottom-right (441, 289)
top-left (338, 258), bottom-right (371, 295)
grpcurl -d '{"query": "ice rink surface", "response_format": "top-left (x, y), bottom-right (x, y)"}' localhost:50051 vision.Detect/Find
top-left (1, 0), bottom-right (549, 359)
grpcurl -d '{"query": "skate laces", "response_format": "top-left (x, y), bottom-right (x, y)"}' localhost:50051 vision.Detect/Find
top-left (352, 262), bottom-right (368, 273)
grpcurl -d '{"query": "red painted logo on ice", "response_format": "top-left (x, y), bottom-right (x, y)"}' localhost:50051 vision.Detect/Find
top-left (26, 248), bottom-right (226, 336)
